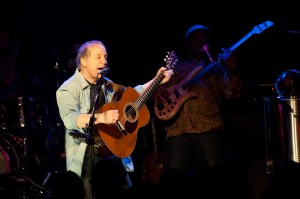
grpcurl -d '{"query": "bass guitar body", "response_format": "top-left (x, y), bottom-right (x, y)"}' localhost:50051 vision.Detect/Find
top-left (154, 66), bottom-right (202, 121)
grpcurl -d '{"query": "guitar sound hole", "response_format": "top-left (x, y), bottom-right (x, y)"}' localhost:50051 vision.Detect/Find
top-left (125, 104), bottom-right (138, 123)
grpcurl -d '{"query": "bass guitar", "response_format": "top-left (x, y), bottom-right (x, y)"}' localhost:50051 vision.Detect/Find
top-left (96, 51), bottom-right (178, 158)
top-left (154, 20), bottom-right (274, 121)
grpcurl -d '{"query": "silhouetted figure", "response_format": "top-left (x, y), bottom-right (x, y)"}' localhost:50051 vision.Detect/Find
top-left (261, 159), bottom-right (300, 199)
top-left (90, 157), bottom-right (129, 198)
top-left (156, 168), bottom-right (189, 195)
top-left (208, 160), bottom-right (253, 199)
top-left (0, 174), bottom-right (18, 199)
top-left (50, 170), bottom-right (85, 199)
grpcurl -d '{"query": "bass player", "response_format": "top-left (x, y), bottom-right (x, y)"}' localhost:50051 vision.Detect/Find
top-left (152, 24), bottom-right (243, 176)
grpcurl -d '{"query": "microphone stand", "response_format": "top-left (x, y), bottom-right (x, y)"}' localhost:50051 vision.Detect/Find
top-left (86, 74), bottom-right (104, 149)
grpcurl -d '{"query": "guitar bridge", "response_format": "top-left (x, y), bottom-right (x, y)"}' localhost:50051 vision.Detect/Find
top-left (116, 120), bottom-right (127, 135)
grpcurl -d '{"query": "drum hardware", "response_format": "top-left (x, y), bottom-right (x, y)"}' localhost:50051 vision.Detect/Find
top-left (15, 177), bottom-right (51, 199)
top-left (263, 97), bottom-right (276, 174)
top-left (20, 137), bottom-right (29, 171)
top-left (0, 96), bottom-right (50, 131)
top-left (0, 144), bottom-right (10, 174)
top-left (277, 98), bottom-right (300, 163)
top-left (17, 96), bottom-right (26, 128)
top-left (262, 69), bottom-right (300, 173)
top-left (0, 132), bottom-right (21, 174)
top-left (0, 130), bottom-right (33, 175)
top-left (1, 103), bottom-right (8, 130)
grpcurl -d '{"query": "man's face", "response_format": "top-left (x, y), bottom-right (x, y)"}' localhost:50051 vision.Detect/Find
top-left (186, 31), bottom-right (209, 56)
top-left (82, 44), bottom-right (108, 80)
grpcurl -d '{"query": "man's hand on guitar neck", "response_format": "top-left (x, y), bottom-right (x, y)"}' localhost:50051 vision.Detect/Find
top-left (218, 48), bottom-right (237, 70)
top-left (142, 67), bottom-right (174, 91)
top-left (159, 67), bottom-right (174, 85)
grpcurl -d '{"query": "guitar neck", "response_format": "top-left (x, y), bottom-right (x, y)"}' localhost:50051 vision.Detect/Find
top-left (229, 20), bottom-right (273, 51)
top-left (136, 51), bottom-right (177, 110)
top-left (183, 28), bottom-right (254, 89)
top-left (137, 73), bottom-right (165, 109)
top-left (183, 62), bottom-right (215, 89)
top-left (229, 32), bottom-right (252, 51)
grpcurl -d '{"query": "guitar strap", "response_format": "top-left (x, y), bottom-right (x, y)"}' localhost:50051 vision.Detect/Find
top-left (88, 83), bottom-right (114, 157)
top-left (89, 83), bottom-right (106, 113)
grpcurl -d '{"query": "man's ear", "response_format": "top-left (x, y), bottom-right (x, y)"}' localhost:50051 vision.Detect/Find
top-left (81, 57), bottom-right (87, 68)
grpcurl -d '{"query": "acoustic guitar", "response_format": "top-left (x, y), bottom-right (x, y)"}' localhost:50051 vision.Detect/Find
top-left (154, 20), bottom-right (274, 121)
top-left (96, 51), bottom-right (178, 158)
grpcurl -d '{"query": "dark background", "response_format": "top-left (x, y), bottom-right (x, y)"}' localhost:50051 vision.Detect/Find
top-left (2, 1), bottom-right (300, 89)
top-left (2, 1), bottom-right (300, 198)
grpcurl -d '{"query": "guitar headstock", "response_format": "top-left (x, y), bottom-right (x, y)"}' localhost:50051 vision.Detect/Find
top-left (252, 20), bottom-right (274, 35)
top-left (164, 51), bottom-right (178, 70)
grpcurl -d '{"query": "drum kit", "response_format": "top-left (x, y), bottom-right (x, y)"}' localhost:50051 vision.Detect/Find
top-left (0, 95), bottom-right (63, 198)
top-left (262, 69), bottom-right (300, 173)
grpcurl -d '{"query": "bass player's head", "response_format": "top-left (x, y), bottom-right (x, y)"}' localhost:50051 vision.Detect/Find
top-left (185, 24), bottom-right (211, 58)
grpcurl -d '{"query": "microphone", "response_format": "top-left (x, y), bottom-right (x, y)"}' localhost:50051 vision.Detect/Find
top-left (202, 45), bottom-right (214, 63)
top-left (98, 67), bottom-right (110, 75)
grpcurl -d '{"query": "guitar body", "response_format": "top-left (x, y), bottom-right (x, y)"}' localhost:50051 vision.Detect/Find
top-left (154, 66), bottom-right (202, 121)
top-left (96, 51), bottom-right (178, 158)
top-left (97, 87), bottom-right (150, 158)
top-left (154, 88), bottom-right (196, 121)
